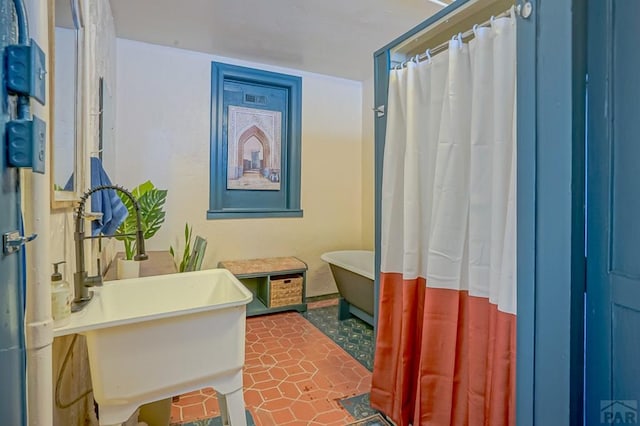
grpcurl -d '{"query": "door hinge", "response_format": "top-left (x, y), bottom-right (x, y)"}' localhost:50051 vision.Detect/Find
top-left (3, 231), bottom-right (38, 255)
top-left (372, 105), bottom-right (385, 118)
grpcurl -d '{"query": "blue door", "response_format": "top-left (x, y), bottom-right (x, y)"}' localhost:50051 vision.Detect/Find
top-left (587, 0), bottom-right (640, 424)
top-left (0, 0), bottom-right (27, 424)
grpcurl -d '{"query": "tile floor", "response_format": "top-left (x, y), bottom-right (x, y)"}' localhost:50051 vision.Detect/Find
top-left (170, 299), bottom-right (373, 425)
top-left (302, 304), bottom-right (374, 371)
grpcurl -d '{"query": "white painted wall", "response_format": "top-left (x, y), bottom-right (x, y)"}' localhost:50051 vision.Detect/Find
top-left (115, 39), bottom-right (366, 296)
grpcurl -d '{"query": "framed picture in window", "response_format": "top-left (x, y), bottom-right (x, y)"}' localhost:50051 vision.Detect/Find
top-left (208, 62), bottom-right (303, 219)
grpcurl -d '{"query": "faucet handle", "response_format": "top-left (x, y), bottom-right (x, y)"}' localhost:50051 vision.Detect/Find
top-left (74, 210), bottom-right (104, 221)
top-left (84, 274), bottom-right (103, 287)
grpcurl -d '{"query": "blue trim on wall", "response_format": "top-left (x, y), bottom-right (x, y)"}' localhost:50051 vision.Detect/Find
top-left (208, 62), bottom-right (302, 219)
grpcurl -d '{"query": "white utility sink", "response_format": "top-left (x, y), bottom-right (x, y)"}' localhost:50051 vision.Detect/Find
top-left (54, 269), bottom-right (253, 426)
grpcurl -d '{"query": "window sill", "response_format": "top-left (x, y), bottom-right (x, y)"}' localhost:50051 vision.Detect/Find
top-left (206, 209), bottom-right (304, 220)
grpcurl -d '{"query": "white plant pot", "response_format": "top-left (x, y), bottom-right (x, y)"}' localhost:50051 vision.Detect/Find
top-left (117, 258), bottom-right (140, 280)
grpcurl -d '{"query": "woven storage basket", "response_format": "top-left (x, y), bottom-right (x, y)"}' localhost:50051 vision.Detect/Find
top-left (268, 275), bottom-right (303, 307)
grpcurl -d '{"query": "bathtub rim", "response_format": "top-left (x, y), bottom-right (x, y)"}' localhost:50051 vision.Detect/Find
top-left (320, 250), bottom-right (374, 281)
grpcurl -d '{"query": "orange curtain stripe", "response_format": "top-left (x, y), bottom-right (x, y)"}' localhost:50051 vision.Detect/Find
top-left (371, 273), bottom-right (425, 425)
top-left (371, 273), bottom-right (516, 426)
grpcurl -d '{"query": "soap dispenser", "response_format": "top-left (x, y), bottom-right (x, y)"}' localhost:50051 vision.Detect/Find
top-left (51, 261), bottom-right (71, 328)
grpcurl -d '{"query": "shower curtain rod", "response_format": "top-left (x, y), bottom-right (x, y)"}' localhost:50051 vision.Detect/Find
top-left (397, 6), bottom-right (514, 68)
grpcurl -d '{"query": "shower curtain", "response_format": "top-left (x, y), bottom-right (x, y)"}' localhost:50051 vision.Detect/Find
top-left (371, 13), bottom-right (516, 426)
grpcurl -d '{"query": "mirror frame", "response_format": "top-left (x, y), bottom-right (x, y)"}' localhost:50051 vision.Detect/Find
top-left (49, 0), bottom-right (86, 209)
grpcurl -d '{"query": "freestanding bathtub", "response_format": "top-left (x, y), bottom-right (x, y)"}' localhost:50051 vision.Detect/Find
top-left (320, 250), bottom-right (374, 326)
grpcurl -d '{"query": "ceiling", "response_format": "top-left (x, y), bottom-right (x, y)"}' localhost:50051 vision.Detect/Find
top-left (109, 0), bottom-right (447, 81)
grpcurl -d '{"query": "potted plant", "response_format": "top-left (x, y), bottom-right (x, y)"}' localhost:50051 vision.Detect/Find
top-left (170, 223), bottom-right (194, 272)
top-left (115, 180), bottom-right (168, 279)
top-left (170, 223), bottom-right (208, 273)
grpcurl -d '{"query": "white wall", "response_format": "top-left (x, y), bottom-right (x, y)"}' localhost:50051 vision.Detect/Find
top-left (115, 39), bottom-right (366, 296)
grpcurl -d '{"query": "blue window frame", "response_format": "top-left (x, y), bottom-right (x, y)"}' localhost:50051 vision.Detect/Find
top-left (208, 62), bottom-right (303, 219)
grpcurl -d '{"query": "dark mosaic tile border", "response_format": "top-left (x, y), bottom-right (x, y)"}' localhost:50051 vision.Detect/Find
top-left (173, 410), bottom-right (254, 426)
top-left (302, 304), bottom-right (375, 371)
top-left (345, 413), bottom-right (394, 426)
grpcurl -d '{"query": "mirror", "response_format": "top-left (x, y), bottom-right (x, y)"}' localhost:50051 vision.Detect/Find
top-left (50, 0), bottom-right (85, 207)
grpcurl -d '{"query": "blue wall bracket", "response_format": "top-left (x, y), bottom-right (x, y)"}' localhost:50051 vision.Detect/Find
top-left (6, 116), bottom-right (46, 174)
top-left (5, 39), bottom-right (46, 105)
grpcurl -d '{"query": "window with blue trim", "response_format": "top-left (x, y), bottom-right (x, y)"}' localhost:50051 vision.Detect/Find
top-left (208, 62), bottom-right (303, 219)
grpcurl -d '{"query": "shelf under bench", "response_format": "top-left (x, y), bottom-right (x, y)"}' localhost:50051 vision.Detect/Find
top-left (218, 256), bottom-right (308, 317)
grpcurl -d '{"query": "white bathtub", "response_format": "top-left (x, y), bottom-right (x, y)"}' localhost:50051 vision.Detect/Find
top-left (321, 250), bottom-right (374, 325)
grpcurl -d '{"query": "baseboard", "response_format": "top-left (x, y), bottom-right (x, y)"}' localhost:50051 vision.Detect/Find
top-left (305, 293), bottom-right (340, 303)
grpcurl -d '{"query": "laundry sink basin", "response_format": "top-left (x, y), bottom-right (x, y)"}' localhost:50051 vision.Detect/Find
top-left (54, 269), bottom-right (253, 426)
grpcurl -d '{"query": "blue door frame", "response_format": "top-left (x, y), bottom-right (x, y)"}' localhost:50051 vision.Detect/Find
top-left (373, 1), bottom-right (587, 424)
top-left (0, 0), bottom-right (28, 424)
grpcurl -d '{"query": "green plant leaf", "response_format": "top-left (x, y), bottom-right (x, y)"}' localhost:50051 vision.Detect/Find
top-left (131, 180), bottom-right (154, 199)
top-left (115, 181), bottom-right (168, 259)
top-left (170, 222), bottom-right (193, 273)
top-left (139, 189), bottom-right (168, 240)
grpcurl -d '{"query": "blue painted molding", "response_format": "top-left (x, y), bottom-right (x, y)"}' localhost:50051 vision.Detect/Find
top-left (525, 0), bottom-right (586, 424)
top-left (208, 62), bottom-right (302, 219)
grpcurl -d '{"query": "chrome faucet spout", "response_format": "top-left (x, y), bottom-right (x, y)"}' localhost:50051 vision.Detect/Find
top-left (71, 184), bottom-right (148, 312)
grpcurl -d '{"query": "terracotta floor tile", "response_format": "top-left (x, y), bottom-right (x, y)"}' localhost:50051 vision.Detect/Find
top-left (180, 403), bottom-right (206, 420)
top-left (278, 381), bottom-right (300, 399)
top-left (268, 366), bottom-right (288, 381)
top-left (170, 404), bottom-right (181, 421)
top-left (171, 310), bottom-right (372, 424)
top-left (289, 400), bottom-right (316, 421)
top-left (271, 407), bottom-right (296, 424)
top-left (173, 394), bottom-right (204, 407)
top-left (313, 409), bottom-right (353, 423)
top-left (203, 396), bottom-right (220, 417)
top-left (260, 386), bottom-right (281, 401)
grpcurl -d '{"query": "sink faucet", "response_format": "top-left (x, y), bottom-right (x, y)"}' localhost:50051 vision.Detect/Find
top-left (72, 184), bottom-right (148, 312)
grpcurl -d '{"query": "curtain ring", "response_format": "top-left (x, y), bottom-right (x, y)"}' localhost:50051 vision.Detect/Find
top-left (472, 24), bottom-right (479, 37)
top-left (457, 32), bottom-right (463, 49)
top-left (425, 49), bottom-right (431, 63)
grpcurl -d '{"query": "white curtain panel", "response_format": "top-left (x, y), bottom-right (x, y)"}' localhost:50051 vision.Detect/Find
top-left (381, 13), bottom-right (517, 314)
